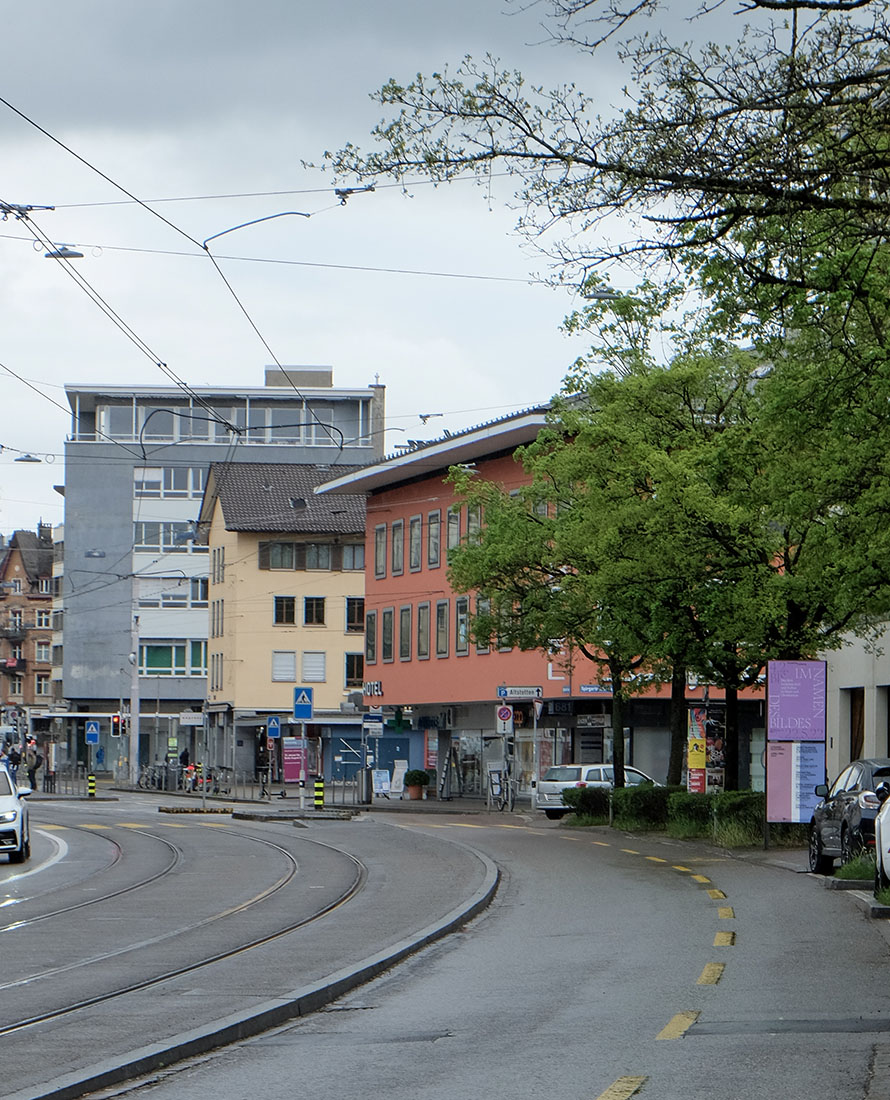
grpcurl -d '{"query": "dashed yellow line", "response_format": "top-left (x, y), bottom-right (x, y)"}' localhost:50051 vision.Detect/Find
top-left (560, 836), bottom-right (582, 841)
top-left (118, 823), bottom-right (147, 828)
top-left (37, 823), bottom-right (67, 830)
top-left (691, 874), bottom-right (711, 883)
top-left (156, 822), bottom-right (191, 828)
top-left (197, 822), bottom-right (231, 827)
top-left (696, 962), bottom-right (725, 985)
top-left (594, 1076), bottom-right (648, 1100)
top-left (592, 840), bottom-right (611, 847)
top-left (713, 931), bottom-right (735, 947)
top-left (646, 856), bottom-right (668, 863)
top-left (621, 847), bottom-right (639, 854)
top-left (718, 906), bottom-right (735, 919)
top-left (79, 824), bottom-right (111, 830)
top-left (672, 865), bottom-right (693, 872)
top-left (657, 1010), bottom-right (700, 1039)
top-left (707, 888), bottom-right (726, 900)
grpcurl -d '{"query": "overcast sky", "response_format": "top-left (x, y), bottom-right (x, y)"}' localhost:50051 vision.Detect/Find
top-left (0, 0), bottom-right (637, 535)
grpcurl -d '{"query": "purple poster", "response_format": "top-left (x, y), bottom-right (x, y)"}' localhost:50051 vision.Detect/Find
top-left (767, 660), bottom-right (827, 741)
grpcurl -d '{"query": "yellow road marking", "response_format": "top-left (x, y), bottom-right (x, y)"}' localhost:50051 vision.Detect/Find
top-left (560, 836), bottom-right (582, 841)
top-left (197, 822), bottom-right (230, 827)
top-left (156, 822), bottom-right (191, 828)
top-left (594, 1076), bottom-right (648, 1100)
top-left (646, 856), bottom-right (668, 863)
top-left (718, 906), bottom-right (735, 919)
top-left (80, 824), bottom-right (111, 830)
top-left (592, 840), bottom-right (611, 847)
top-left (621, 848), bottom-right (639, 854)
top-left (713, 931), bottom-right (735, 947)
top-left (707, 888), bottom-right (726, 899)
top-left (118, 823), bottom-right (147, 828)
top-left (447, 823), bottom-right (486, 828)
top-left (697, 962), bottom-right (725, 985)
top-left (656, 1011), bottom-right (700, 1039)
top-left (691, 874), bottom-right (711, 883)
top-left (672, 865), bottom-right (692, 872)
top-left (36, 823), bottom-right (67, 830)
top-left (493, 824), bottom-right (525, 829)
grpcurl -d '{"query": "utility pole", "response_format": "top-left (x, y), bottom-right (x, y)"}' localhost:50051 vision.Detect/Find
top-left (129, 609), bottom-right (140, 787)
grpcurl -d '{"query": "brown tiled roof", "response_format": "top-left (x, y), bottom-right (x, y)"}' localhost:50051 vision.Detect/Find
top-left (206, 463), bottom-right (365, 534)
top-left (9, 530), bottom-right (53, 582)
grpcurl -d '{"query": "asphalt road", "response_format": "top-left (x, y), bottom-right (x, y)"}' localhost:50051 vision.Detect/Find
top-left (5, 796), bottom-right (890, 1100)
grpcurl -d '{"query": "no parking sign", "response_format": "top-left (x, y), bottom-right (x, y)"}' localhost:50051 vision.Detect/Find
top-left (495, 705), bottom-right (514, 734)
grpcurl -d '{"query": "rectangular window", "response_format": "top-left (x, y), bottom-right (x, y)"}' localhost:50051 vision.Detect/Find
top-left (10, 611), bottom-right (22, 630)
top-left (269, 542), bottom-right (296, 569)
top-left (391, 519), bottom-right (404, 575)
top-left (409, 516), bottom-right (422, 571)
top-left (163, 466), bottom-right (190, 497)
top-left (455, 597), bottom-right (469, 655)
top-left (374, 525), bottom-right (387, 578)
top-left (10, 674), bottom-right (22, 695)
top-left (191, 577), bottom-right (208, 607)
top-left (140, 642), bottom-right (186, 677)
top-left (346, 597), bottom-right (365, 633)
top-left (302, 651), bottom-right (326, 682)
top-left (35, 673), bottom-right (51, 696)
top-left (190, 640), bottom-right (207, 676)
top-left (345, 653), bottom-right (364, 688)
top-left (427, 511), bottom-right (440, 568)
top-left (306, 543), bottom-right (332, 570)
top-left (381, 607), bottom-right (394, 662)
top-left (343, 543), bottom-right (365, 570)
top-left (38, 578), bottom-right (52, 594)
top-left (467, 504), bottom-right (482, 544)
top-left (417, 602), bottom-right (430, 660)
top-left (399, 605), bottom-right (412, 660)
top-left (366, 609), bottom-right (378, 664)
top-left (436, 600), bottom-right (449, 657)
top-left (475, 596), bottom-right (491, 654)
top-left (447, 507), bottom-right (461, 560)
top-left (304, 596), bottom-right (326, 625)
top-left (134, 466), bottom-right (162, 497)
top-left (36, 610), bottom-right (51, 628)
top-left (274, 596), bottom-right (296, 624)
top-left (272, 651), bottom-right (297, 682)
top-left (35, 642), bottom-right (51, 663)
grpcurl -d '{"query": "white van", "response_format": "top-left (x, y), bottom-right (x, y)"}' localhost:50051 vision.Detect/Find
top-left (536, 763), bottom-right (658, 819)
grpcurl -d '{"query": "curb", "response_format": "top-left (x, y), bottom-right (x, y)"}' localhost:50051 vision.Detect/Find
top-left (12, 842), bottom-right (500, 1100)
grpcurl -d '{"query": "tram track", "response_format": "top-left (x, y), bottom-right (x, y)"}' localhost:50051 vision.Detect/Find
top-left (0, 823), bottom-right (181, 931)
top-left (0, 831), bottom-right (366, 1038)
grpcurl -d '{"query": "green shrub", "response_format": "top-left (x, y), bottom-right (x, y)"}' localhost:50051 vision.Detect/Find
top-left (612, 783), bottom-right (685, 829)
top-left (712, 790), bottom-right (765, 847)
top-left (835, 852), bottom-right (875, 880)
top-left (667, 791), bottom-right (715, 837)
top-left (561, 784), bottom-right (610, 818)
top-left (403, 769), bottom-right (430, 787)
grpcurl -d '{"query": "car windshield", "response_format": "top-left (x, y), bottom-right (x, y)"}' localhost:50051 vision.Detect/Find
top-left (543, 767), bottom-right (582, 782)
top-left (0, 770), bottom-right (12, 796)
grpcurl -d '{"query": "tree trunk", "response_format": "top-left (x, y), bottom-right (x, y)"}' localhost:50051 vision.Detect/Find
top-left (724, 684), bottom-right (740, 791)
top-left (610, 656), bottom-right (626, 787)
top-left (668, 665), bottom-right (687, 786)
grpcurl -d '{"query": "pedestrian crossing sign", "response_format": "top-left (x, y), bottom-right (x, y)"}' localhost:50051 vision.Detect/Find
top-left (293, 688), bottom-right (314, 720)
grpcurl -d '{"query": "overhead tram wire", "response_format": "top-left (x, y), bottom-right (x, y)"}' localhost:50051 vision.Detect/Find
top-left (0, 92), bottom-right (349, 452)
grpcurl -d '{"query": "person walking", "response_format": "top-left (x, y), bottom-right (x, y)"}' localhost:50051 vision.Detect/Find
top-left (25, 740), bottom-right (42, 791)
top-left (7, 745), bottom-right (21, 785)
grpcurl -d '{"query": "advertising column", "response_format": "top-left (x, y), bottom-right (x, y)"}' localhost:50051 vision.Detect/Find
top-left (766, 660), bottom-right (827, 823)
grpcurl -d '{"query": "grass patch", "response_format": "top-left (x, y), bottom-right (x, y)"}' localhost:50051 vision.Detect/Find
top-left (835, 852), bottom-right (875, 880)
top-left (875, 886), bottom-right (890, 905)
top-left (714, 818), bottom-right (763, 848)
top-left (564, 813), bottom-right (609, 827)
top-left (666, 814), bottom-right (712, 840)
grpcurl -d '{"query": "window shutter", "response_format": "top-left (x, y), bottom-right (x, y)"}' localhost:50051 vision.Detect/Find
top-left (301, 651), bottom-right (326, 682)
top-left (258, 542), bottom-right (270, 570)
top-left (271, 651), bottom-right (297, 681)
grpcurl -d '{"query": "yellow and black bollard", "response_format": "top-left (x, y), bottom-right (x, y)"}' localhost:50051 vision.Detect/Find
top-left (87, 773), bottom-right (96, 799)
top-left (314, 776), bottom-right (324, 810)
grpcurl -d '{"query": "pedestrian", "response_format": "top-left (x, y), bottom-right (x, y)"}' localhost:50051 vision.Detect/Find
top-left (179, 747), bottom-right (189, 768)
top-left (7, 745), bottom-right (21, 785)
top-left (25, 740), bottom-right (41, 791)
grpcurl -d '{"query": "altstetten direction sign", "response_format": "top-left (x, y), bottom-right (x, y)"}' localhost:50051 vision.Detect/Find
top-left (497, 685), bottom-right (543, 699)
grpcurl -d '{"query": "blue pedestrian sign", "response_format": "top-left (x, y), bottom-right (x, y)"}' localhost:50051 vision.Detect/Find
top-left (267, 715), bottom-right (281, 739)
top-left (293, 687), bottom-right (314, 721)
top-left (85, 719), bottom-right (100, 745)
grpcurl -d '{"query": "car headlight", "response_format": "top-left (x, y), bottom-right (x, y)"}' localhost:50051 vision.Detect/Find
top-left (0, 811), bottom-right (18, 823)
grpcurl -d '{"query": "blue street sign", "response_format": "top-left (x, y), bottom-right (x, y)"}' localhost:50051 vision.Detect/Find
top-left (293, 687), bottom-right (314, 721)
top-left (85, 719), bottom-right (100, 745)
top-left (267, 715), bottom-right (281, 739)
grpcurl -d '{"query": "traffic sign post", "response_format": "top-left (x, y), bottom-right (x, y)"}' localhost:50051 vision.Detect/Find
top-left (292, 688), bottom-right (314, 809)
top-left (85, 720), bottom-right (100, 745)
top-left (496, 685), bottom-right (543, 699)
top-left (266, 715), bottom-right (281, 738)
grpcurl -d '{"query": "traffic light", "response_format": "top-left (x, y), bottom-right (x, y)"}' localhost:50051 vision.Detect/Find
top-left (111, 714), bottom-right (122, 737)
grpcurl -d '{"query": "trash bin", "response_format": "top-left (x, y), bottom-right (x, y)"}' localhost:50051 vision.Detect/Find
top-left (358, 767), bottom-right (373, 804)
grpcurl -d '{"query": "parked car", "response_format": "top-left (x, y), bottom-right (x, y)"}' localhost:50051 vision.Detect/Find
top-left (536, 763), bottom-right (658, 819)
top-left (0, 766), bottom-right (31, 863)
top-left (808, 757), bottom-right (890, 874)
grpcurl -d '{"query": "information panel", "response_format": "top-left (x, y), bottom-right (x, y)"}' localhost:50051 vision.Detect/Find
top-left (766, 740), bottom-right (825, 823)
top-left (767, 660), bottom-right (827, 741)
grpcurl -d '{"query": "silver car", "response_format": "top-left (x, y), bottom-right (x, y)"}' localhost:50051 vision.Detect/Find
top-left (536, 763), bottom-right (658, 819)
top-left (0, 766), bottom-right (31, 863)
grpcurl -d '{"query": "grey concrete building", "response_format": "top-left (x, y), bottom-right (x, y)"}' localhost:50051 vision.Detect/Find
top-left (61, 367), bottom-right (384, 775)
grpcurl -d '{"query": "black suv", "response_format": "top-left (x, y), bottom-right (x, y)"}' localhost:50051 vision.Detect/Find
top-left (808, 758), bottom-right (890, 874)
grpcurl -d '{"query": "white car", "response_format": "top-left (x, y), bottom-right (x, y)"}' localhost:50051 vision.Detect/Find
top-left (536, 763), bottom-right (658, 819)
top-left (0, 767), bottom-right (31, 863)
top-left (873, 782), bottom-right (890, 889)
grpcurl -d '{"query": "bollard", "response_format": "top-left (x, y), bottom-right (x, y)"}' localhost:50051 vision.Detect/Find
top-left (314, 776), bottom-right (324, 810)
top-left (87, 773), bottom-right (96, 799)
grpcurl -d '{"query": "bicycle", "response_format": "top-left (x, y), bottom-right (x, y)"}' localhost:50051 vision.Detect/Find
top-left (489, 764), bottom-right (516, 812)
